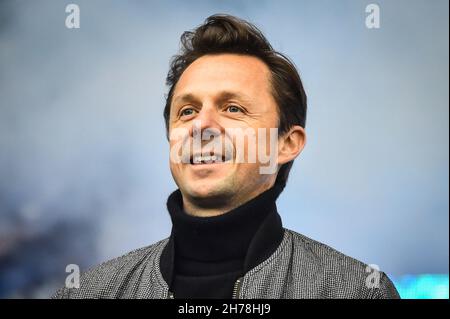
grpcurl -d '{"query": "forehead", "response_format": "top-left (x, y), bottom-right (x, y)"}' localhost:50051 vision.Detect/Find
top-left (173, 54), bottom-right (272, 100)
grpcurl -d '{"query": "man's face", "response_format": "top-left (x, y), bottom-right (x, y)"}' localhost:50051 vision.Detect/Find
top-left (168, 54), bottom-right (280, 210)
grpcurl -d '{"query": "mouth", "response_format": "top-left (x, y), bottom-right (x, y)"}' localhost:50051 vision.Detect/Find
top-left (190, 154), bottom-right (227, 165)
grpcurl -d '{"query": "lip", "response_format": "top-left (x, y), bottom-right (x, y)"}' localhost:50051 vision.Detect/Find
top-left (187, 155), bottom-right (234, 170)
top-left (189, 161), bottom-right (226, 168)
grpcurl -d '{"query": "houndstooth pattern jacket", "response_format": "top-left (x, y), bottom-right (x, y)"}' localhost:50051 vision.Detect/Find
top-left (52, 229), bottom-right (400, 299)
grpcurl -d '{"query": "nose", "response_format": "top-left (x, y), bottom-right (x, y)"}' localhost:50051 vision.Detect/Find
top-left (189, 103), bottom-right (223, 136)
top-left (188, 103), bottom-right (225, 157)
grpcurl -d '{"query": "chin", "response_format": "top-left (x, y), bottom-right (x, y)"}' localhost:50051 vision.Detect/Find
top-left (183, 179), bottom-right (231, 200)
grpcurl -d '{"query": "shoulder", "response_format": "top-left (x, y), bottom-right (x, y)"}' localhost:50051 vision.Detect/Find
top-left (284, 229), bottom-right (400, 298)
top-left (286, 228), bottom-right (368, 270)
top-left (52, 238), bottom-right (169, 299)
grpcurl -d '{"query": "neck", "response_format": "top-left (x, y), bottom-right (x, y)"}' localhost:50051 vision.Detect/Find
top-left (160, 180), bottom-right (287, 293)
top-left (166, 181), bottom-right (285, 263)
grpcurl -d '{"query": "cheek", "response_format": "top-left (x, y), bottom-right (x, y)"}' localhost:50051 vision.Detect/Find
top-left (233, 163), bottom-right (269, 185)
top-left (239, 127), bottom-right (278, 162)
top-left (168, 161), bottom-right (177, 179)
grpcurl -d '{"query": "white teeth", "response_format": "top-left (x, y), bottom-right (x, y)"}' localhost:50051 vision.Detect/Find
top-left (192, 155), bottom-right (221, 164)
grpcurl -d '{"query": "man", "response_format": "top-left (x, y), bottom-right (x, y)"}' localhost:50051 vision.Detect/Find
top-left (53, 14), bottom-right (400, 299)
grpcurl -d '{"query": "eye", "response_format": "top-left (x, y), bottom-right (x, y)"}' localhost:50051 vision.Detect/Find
top-left (180, 108), bottom-right (196, 117)
top-left (226, 105), bottom-right (242, 113)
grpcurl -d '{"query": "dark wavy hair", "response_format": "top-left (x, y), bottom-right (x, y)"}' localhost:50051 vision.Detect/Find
top-left (163, 14), bottom-right (307, 187)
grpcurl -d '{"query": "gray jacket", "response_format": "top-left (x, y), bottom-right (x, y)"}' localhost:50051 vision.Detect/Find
top-left (53, 229), bottom-right (400, 299)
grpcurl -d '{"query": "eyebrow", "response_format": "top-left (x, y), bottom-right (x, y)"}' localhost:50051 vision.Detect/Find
top-left (172, 93), bottom-right (200, 107)
top-left (172, 91), bottom-right (253, 107)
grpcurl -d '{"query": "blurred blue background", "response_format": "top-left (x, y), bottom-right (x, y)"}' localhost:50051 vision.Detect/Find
top-left (0, 0), bottom-right (448, 298)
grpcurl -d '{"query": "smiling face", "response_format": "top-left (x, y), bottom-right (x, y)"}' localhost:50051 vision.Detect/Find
top-left (168, 54), bottom-right (283, 216)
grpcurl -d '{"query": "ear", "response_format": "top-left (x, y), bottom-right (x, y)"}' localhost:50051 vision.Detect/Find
top-left (277, 125), bottom-right (306, 165)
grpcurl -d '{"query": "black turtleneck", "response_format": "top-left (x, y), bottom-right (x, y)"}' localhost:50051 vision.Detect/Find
top-left (160, 183), bottom-right (285, 299)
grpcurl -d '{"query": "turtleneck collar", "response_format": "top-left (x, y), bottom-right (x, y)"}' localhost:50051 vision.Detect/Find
top-left (160, 182), bottom-right (285, 288)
